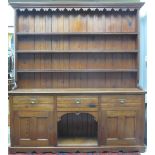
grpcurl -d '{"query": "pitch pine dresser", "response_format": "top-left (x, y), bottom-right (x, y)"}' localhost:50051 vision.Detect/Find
top-left (9, 1), bottom-right (145, 153)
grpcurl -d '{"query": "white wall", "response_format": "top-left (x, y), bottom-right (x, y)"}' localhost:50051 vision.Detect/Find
top-left (8, 5), bottom-right (14, 33)
top-left (8, 5), bottom-right (14, 27)
top-left (140, 0), bottom-right (147, 91)
top-left (141, 0), bottom-right (155, 154)
top-left (0, 1), bottom-right (9, 154)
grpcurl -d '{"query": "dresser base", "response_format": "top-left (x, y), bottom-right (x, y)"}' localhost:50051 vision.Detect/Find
top-left (9, 145), bottom-right (146, 153)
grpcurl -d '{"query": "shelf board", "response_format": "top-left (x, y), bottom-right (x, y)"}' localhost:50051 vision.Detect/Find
top-left (16, 50), bottom-right (138, 53)
top-left (16, 32), bottom-right (138, 36)
top-left (58, 137), bottom-right (97, 147)
top-left (9, 88), bottom-right (145, 95)
top-left (17, 69), bottom-right (138, 73)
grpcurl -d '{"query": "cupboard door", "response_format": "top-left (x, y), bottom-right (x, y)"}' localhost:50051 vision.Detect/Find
top-left (12, 111), bottom-right (56, 147)
top-left (99, 107), bottom-right (144, 146)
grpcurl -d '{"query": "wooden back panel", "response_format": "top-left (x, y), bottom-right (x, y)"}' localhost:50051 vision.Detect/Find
top-left (17, 72), bottom-right (137, 88)
top-left (17, 11), bottom-right (137, 33)
top-left (17, 53), bottom-right (137, 70)
top-left (16, 10), bottom-right (138, 88)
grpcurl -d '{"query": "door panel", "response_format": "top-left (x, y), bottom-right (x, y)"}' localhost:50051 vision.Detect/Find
top-left (12, 111), bottom-right (56, 147)
top-left (99, 107), bottom-right (143, 146)
top-left (106, 110), bottom-right (137, 145)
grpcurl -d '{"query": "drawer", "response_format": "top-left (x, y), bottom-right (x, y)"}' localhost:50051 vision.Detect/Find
top-left (12, 96), bottom-right (54, 104)
top-left (12, 103), bottom-right (54, 111)
top-left (57, 96), bottom-right (98, 111)
top-left (101, 95), bottom-right (144, 106)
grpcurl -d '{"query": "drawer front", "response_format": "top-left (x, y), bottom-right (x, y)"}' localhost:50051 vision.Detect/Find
top-left (12, 104), bottom-right (54, 111)
top-left (57, 96), bottom-right (98, 111)
top-left (12, 96), bottom-right (54, 104)
top-left (101, 95), bottom-right (144, 106)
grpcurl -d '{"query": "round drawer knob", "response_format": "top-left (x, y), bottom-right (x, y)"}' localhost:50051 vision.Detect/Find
top-left (75, 99), bottom-right (81, 104)
top-left (119, 99), bottom-right (125, 104)
top-left (31, 101), bottom-right (35, 104)
top-left (30, 99), bottom-right (37, 104)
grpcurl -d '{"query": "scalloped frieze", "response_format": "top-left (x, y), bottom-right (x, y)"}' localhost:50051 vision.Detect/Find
top-left (17, 7), bottom-right (137, 12)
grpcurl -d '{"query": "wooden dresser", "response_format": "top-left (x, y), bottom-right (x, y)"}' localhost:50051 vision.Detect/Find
top-left (9, 1), bottom-right (145, 153)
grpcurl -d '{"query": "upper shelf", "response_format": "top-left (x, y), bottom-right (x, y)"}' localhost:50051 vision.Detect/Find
top-left (16, 32), bottom-right (138, 36)
top-left (17, 69), bottom-right (138, 73)
top-left (16, 50), bottom-right (138, 53)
